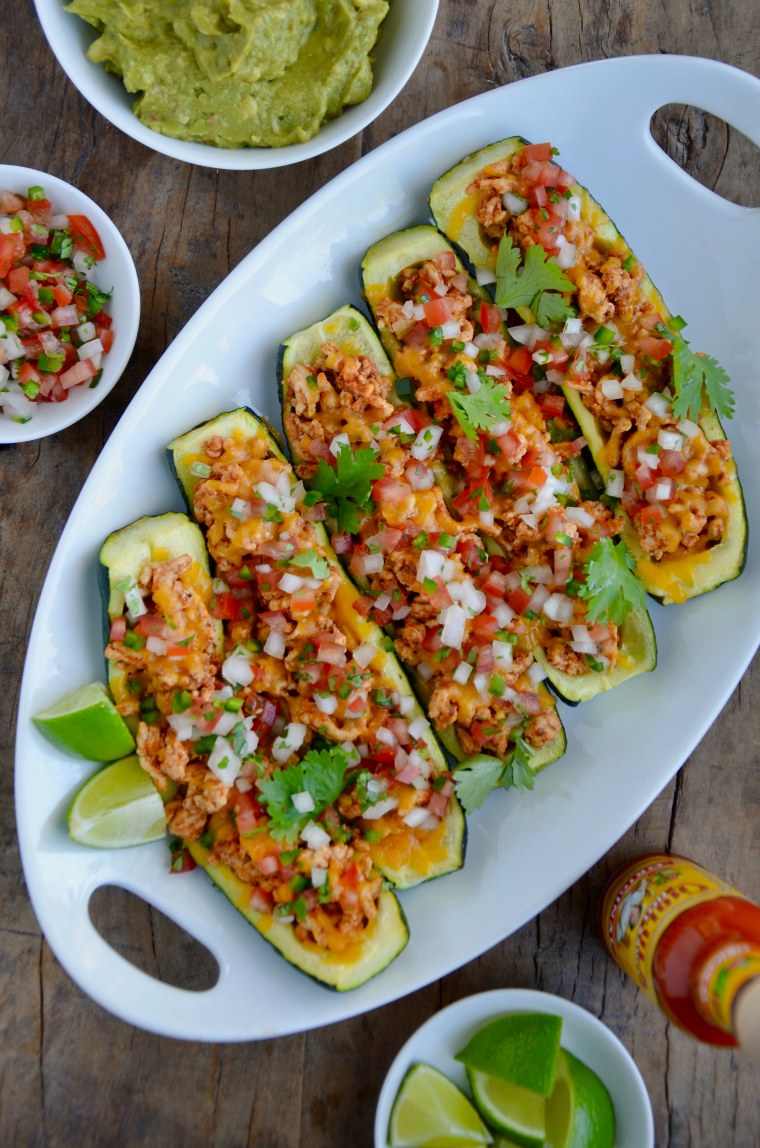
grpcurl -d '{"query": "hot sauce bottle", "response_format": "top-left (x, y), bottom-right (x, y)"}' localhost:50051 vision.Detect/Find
top-left (600, 854), bottom-right (760, 1056)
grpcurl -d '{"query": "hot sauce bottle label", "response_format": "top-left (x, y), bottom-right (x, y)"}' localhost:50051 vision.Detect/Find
top-left (696, 943), bottom-right (760, 1034)
top-left (600, 854), bottom-right (738, 1001)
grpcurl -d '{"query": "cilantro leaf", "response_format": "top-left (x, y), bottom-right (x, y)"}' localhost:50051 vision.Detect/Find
top-left (454, 755), bottom-right (505, 814)
top-left (447, 375), bottom-right (511, 442)
top-left (257, 745), bottom-right (353, 842)
top-left (454, 737), bottom-right (537, 814)
top-left (579, 538), bottom-right (647, 626)
top-left (501, 736), bottom-right (537, 792)
top-left (290, 549), bottom-right (330, 580)
top-left (311, 444), bottom-right (384, 534)
top-left (533, 290), bottom-right (573, 330)
top-left (671, 333), bottom-right (734, 422)
top-left (494, 236), bottom-right (574, 313)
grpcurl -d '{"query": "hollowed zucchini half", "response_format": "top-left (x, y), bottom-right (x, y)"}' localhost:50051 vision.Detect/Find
top-left (278, 306), bottom-right (566, 776)
top-left (167, 407), bottom-right (465, 890)
top-left (361, 231), bottom-right (656, 703)
top-left (430, 137), bottom-right (747, 605)
top-left (188, 831), bottom-right (409, 993)
top-left (99, 512), bottom-right (224, 711)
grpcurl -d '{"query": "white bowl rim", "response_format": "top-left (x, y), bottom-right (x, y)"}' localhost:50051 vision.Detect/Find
top-left (32, 0), bottom-right (441, 170)
top-left (0, 164), bottom-right (140, 444)
top-left (373, 988), bottom-right (655, 1148)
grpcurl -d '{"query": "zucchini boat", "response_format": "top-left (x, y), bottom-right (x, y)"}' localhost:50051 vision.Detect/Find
top-left (278, 304), bottom-right (567, 772)
top-left (360, 234), bottom-right (656, 703)
top-left (168, 408), bottom-right (465, 890)
top-left (430, 138), bottom-right (747, 605)
top-left (101, 509), bottom-right (409, 989)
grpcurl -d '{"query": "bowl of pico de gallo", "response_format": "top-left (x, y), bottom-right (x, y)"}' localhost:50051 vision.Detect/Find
top-left (0, 165), bottom-right (140, 444)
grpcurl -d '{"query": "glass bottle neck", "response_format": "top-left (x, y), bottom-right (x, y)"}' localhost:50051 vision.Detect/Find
top-left (693, 939), bottom-right (760, 1045)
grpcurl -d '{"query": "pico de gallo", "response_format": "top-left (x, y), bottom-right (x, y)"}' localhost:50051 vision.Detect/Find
top-left (105, 419), bottom-right (462, 966)
top-left (281, 315), bottom-right (566, 769)
top-left (0, 184), bottom-right (113, 422)
top-left (364, 241), bottom-right (641, 683)
top-left (441, 141), bottom-right (740, 598)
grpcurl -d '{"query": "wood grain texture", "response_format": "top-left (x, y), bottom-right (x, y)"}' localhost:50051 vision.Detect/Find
top-left (2, 1), bottom-right (760, 1145)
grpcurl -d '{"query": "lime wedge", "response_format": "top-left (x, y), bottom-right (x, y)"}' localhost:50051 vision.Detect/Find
top-left (389, 1062), bottom-right (493, 1147)
top-left (33, 682), bottom-right (135, 761)
top-left (467, 1068), bottom-right (545, 1147)
top-left (67, 755), bottom-right (166, 848)
top-left (455, 1013), bottom-right (563, 1095)
top-left (545, 1050), bottom-right (616, 1148)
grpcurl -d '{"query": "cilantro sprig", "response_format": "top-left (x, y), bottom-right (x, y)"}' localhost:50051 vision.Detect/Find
top-left (670, 332), bottom-right (734, 422)
top-left (290, 549), bottom-right (330, 580)
top-left (579, 538), bottom-right (647, 627)
top-left (257, 745), bottom-right (354, 843)
top-left (453, 736), bottom-right (536, 815)
top-left (494, 236), bottom-right (574, 328)
top-left (447, 374), bottom-right (511, 442)
top-left (311, 443), bottom-right (384, 534)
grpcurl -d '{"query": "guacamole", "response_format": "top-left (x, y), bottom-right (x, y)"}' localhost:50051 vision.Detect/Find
top-left (66, 0), bottom-right (390, 148)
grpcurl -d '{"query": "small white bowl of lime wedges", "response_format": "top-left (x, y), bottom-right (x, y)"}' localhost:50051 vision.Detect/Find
top-left (375, 988), bottom-right (653, 1148)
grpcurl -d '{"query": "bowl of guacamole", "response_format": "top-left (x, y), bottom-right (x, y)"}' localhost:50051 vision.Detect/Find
top-left (33, 0), bottom-right (440, 168)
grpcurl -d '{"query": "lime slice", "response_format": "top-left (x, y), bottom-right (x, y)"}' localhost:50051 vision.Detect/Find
top-left (467, 1067), bottom-right (545, 1147)
top-left (455, 1013), bottom-right (563, 1095)
top-left (389, 1062), bottom-right (493, 1147)
top-left (67, 755), bottom-right (166, 848)
top-left (545, 1050), bottom-right (616, 1148)
top-left (33, 682), bottom-right (135, 761)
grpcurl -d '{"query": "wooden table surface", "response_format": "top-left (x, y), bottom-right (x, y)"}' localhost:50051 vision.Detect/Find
top-left (3, 2), bottom-right (760, 1144)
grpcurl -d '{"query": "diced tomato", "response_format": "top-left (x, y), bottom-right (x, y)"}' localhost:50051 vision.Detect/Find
top-left (7, 265), bottom-right (29, 294)
top-left (533, 208), bottom-right (565, 253)
top-left (169, 848), bottom-right (196, 874)
top-left (507, 345), bottom-right (534, 375)
top-left (637, 334), bottom-right (673, 360)
top-left (249, 889), bottom-right (274, 915)
top-left (422, 296), bottom-right (457, 327)
top-left (494, 429), bottom-right (524, 461)
top-left (507, 586), bottom-right (532, 614)
top-left (557, 169), bottom-right (576, 192)
top-left (345, 690), bottom-right (368, 716)
top-left (402, 320), bottom-right (431, 347)
top-left (396, 406), bottom-right (431, 433)
top-left (522, 142), bottom-right (554, 164)
top-left (0, 232), bottom-right (25, 276)
top-left (427, 791), bottom-right (450, 820)
top-left (638, 504), bottom-right (666, 527)
top-left (18, 362), bottom-right (41, 385)
top-left (457, 536), bottom-right (486, 571)
top-left (523, 159), bottom-right (561, 187)
top-left (479, 301), bottom-right (503, 334)
top-left (59, 358), bottom-right (99, 389)
top-left (635, 463), bottom-right (658, 492)
top-left (470, 614), bottom-right (499, 644)
top-left (372, 477), bottom-right (412, 504)
top-left (133, 614), bottom-right (173, 640)
top-left (211, 591), bottom-right (242, 620)
top-left (422, 628), bottom-right (444, 653)
top-left (353, 595), bottom-right (377, 618)
top-left (659, 449), bottom-right (687, 477)
top-left (539, 393), bottom-right (565, 418)
top-left (67, 214), bottom-right (106, 260)
top-left (98, 327), bottom-right (115, 353)
top-left (109, 616), bottom-right (126, 642)
top-left (432, 250), bottom-right (457, 271)
top-left (431, 583), bottom-right (453, 610)
top-left (527, 466), bottom-right (547, 488)
top-left (290, 592), bottom-right (316, 615)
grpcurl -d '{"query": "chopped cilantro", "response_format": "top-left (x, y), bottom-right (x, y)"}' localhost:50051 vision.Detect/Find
top-left (579, 538), bottom-right (647, 626)
top-left (311, 443), bottom-right (384, 534)
top-left (291, 549), bottom-right (330, 580)
top-left (257, 745), bottom-right (353, 843)
top-left (447, 375), bottom-right (511, 442)
top-left (670, 332), bottom-right (734, 422)
top-left (494, 235), bottom-right (573, 324)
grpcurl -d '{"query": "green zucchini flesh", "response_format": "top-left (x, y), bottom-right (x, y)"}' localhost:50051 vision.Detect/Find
top-left (430, 138), bottom-right (747, 605)
top-left (278, 306), bottom-right (567, 776)
top-left (168, 408), bottom-right (465, 890)
top-left (360, 229), bottom-right (656, 704)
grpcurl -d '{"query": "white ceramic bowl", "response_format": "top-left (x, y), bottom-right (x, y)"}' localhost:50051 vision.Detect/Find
top-left (33, 0), bottom-right (440, 170)
top-left (0, 165), bottom-right (140, 444)
top-left (374, 989), bottom-right (654, 1148)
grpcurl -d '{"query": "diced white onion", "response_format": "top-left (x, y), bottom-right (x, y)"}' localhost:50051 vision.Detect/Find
top-left (77, 337), bottom-right (104, 361)
top-left (601, 376), bottom-right (624, 401)
top-left (399, 695), bottom-right (416, 716)
top-left (77, 321), bottom-right (96, 342)
top-left (677, 418), bottom-right (700, 440)
top-left (637, 446), bottom-right (659, 470)
top-left (272, 722), bottom-right (307, 764)
top-left (463, 341), bottom-right (479, 358)
top-left (353, 642), bottom-right (375, 669)
top-left (417, 549), bottom-right (445, 581)
top-left (146, 635), bottom-right (167, 656)
top-left (360, 553), bottom-right (385, 575)
top-left (606, 469), bottom-right (625, 498)
top-left (459, 581), bottom-right (487, 616)
top-left (494, 603), bottom-right (515, 628)
top-left (453, 662), bottom-right (473, 685)
top-left (403, 807), bottom-right (435, 829)
top-left (362, 796), bottom-right (399, 821)
top-left (658, 429), bottom-right (684, 452)
top-left (440, 320), bottom-right (461, 340)
top-left (411, 423), bottom-right (443, 461)
top-left (502, 191), bottom-right (529, 214)
top-left (565, 506), bottom-right (595, 528)
top-left (542, 593), bottom-right (575, 623)
top-left (492, 640), bottom-right (514, 669)
top-left (207, 737), bottom-right (241, 785)
top-left (329, 432), bottom-right (351, 456)
top-left (466, 371), bottom-right (481, 393)
top-left (527, 584), bottom-right (551, 614)
top-left (264, 631), bottom-right (286, 659)
top-left (167, 712), bottom-right (195, 742)
top-left (621, 372), bottom-right (643, 392)
top-left (556, 242), bottom-right (577, 270)
top-left (375, 593), bottom-right (392, 611)
top-left (301, 821), bottom-right (331, 850)
top-left (311, 866), bottom-right (328, 888)
top-left (473, 673), bottom-right (490, 697)
top-left (507, 323), bottom-right (535, 347)
top-left (441, 603), bottom-right (467, 650)
top-left (620, 353), bottom-right (635, 373)
top-left (315, 694), bottom-right (338, 716)
top-left (278, 572), bottom-right (305, 594)
top-left (479, 511), bottom-right (495, 529)
top-left (644, 392), bottom-right (672, 420)
top-left (376, 727), bottom-right (396, 747)
top-left (654, 479), bottom-right (674, 502)
top-left (416, 663), bottom-right (433, 682)
top-left (408, 715), bottom-right (428, 741)
top-left (566, 194), bottom-right (582, 221)
top-left (292, 790), bottom-right (315, 814)
top-left (528, 661), bottom-right (549, 685)
top-left (475, 266), bottom-right (497, 286)
top-left (222, 652), bottom-right (254, 687)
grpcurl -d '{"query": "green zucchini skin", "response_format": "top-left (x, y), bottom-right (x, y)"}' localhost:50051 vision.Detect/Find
top-left (360, 228), bottom-right (656, 704)
top-left (278, 306), bottom-right (566, 780)
top-left (188, 837), bottom-right (409, 992)
top-left (429, 137), bottom-right (747, 606)
top-left (167, 407), bottom-right (465, 890)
